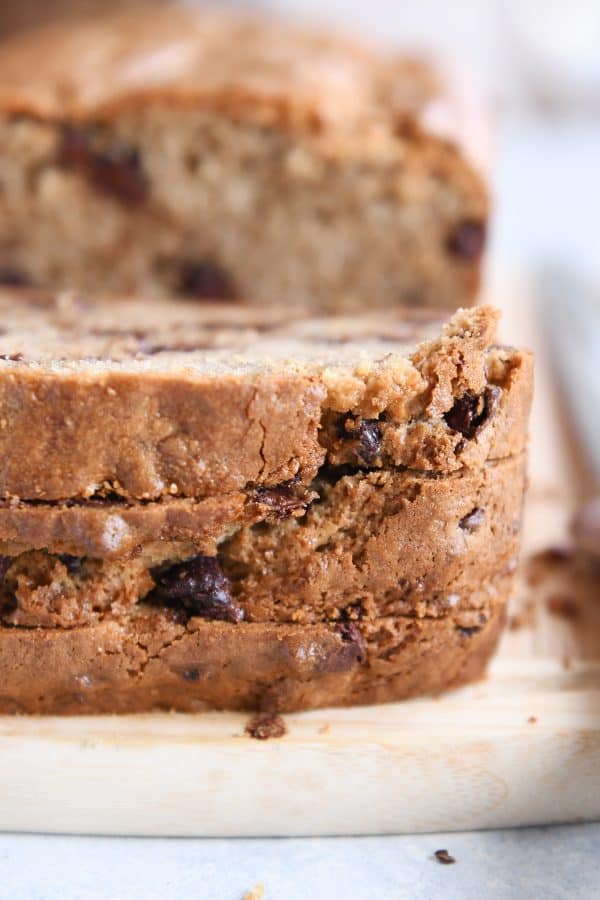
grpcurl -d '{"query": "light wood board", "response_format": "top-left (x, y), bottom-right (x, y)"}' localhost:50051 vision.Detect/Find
top-left (0, 275), bottom-right (598, 836)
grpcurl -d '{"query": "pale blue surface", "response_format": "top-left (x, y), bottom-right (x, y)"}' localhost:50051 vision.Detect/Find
top-left (0, 825), bottom-right (598, 899)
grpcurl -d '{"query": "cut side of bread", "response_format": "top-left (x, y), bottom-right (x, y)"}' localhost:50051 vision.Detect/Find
top-left (0, 7), bottom-right (489, 309)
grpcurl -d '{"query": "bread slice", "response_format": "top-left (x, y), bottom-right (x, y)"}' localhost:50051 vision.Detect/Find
top-left (0, 7), bottom-right (489, 310)
top-left (0, 580), bottom-right (509, 714)
top-left (0, 293), bottom-right (531, 502)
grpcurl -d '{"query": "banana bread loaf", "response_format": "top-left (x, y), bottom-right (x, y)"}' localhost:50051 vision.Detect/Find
top-left (0, 7), bottom-right (489, 310)
top-left (0, 292), bottom-right (530, 713)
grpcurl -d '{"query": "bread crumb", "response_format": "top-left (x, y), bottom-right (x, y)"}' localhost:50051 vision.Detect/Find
top-left (245, 714), bottom-right (286, 740)
top-left (527, 715), bottom-right (538, 724)
top-left (243, 885), bottom-right (265, 900)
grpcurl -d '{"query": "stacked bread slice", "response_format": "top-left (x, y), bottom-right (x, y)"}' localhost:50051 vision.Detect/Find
top-left (0, 294), bottom-right (531, 712)
top-left (0, 8), bottom-right (531, 713)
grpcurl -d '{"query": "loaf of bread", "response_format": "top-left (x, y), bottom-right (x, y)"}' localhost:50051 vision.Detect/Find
top-left (0, 293), bottom-right (531, 713)
top-left (0, 7), bottom-right (489, 310)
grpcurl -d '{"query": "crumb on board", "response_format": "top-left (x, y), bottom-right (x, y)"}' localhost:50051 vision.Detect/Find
top-left (318, 723), bottom-right (330, 735)
top-left (245, 714), bottom-right (287, 741)
top-left (527, 716), bottom-right (538, 724)
top-left (434, 849), bottom-right (456, 865)
top-left (243, 884), bottom-right (265, 900)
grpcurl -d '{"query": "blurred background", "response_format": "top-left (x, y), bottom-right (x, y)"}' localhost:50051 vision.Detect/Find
top-left (1, 0), bottom-right (598, 281)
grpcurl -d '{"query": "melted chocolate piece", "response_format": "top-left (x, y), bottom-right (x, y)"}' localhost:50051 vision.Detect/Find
top-left (147, 554), bottom-right (243, 623)
top-left (459, 626), bottom-right (481, 638)
top-left (335, 621), bottom-right (367, 663)
top-left (178, 260), bottom-right (238, 301)
top-left (181, 668), bottom-right (201, 683)
top-left (338, 417), bottom-right (382, 465)
top-left (0, 557), bottom-right (12, 582)
top-left (252, 484), bottom-right (311, 519)
top-left (447, 220), bottom-right (486, 261)
top-left (444, 386), bottom-right (501, 440)
top-left (59, 126), bottom-right (149, 207)
top-left (459, 507), bottom-right (486, 533)
top-left (0, 556), bottom-right (16, 616)
top-left (58, 554), bottom-right (84, 574)
top-left (0, 268), bottom-right (30, 287)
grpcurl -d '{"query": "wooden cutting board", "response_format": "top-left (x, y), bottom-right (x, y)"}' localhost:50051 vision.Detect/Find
top-left (1, 275), bottom-right (598, 836)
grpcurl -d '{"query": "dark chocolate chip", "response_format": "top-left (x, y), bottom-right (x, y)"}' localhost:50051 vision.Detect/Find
top-left (459, 626), bottom-right (481, 638)
top-left (0, 557), bottom-right (12, 582)
top-left (147, 554), bottom-right (243, 623)
top-left (252, 484), bottom-right (312, 520)
top-left (446, 219), bottom-right (486, 261)
top-left (0, 268), bottom-right (30, 287)
top-left (444, 386), bottom-right (502, 440)
top-left (338, 417), bottom-right (382, 465)
top-left (181, 668), bottom-right (201, 683)
top-left (335, 621), bottom-right (367, 663)
top-left (0, 556), bottom-right (16, 616)
top-left (459, 507), bottom-right (486, 533)
top-left (59, 125), bottom-right (149, 207)
top-left (58, 554), bottom-right (84, 574)
top-left (0, 353), bottom-right (23, 362)
top-left (434, 849), bottom-right (456, 865)
top-left (177, 260), bottom-right (237, 301)
top-left (245, 714), bottom-right (287, 741)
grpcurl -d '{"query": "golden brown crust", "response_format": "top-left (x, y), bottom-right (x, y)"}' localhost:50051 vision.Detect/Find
top-left (0, 8), bottom-right (449, 135)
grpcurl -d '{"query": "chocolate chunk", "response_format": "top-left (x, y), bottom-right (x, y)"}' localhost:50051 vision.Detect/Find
top-left (0, 556), bottom-right (16, 616)
top-left (147, 554), bottom-right (243, 623)
top-left (447, 220), bottom-right (486, 261)
top-left (0, 557), bottom-right (12, 582)
top-left (58, 554), bottom-right (84, 574)
top-left (252, 483), bottom-right (312, 519)
top-left (59, 126), bottom-right (149, 207)
top-left (0, 268), bottom-right (30, 287)
top-left (444, 386), bottom-right (501, 439)
top-left (245, 714), bottom-right (287, 740)
top-left (335, 621), bottom-right (367, 663)
top-left (181, 668), bottom-right (201, 683)
top-left (434, 849), bottom-right (456, 865)
top-left (459, 507), bottom-right (485, 533)
top-left (178, 260), bottom-right (237, 301)
top-left (338, 417), bottom-right (382, 465)
top-left (459, 626), bottom-right (481, 638)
